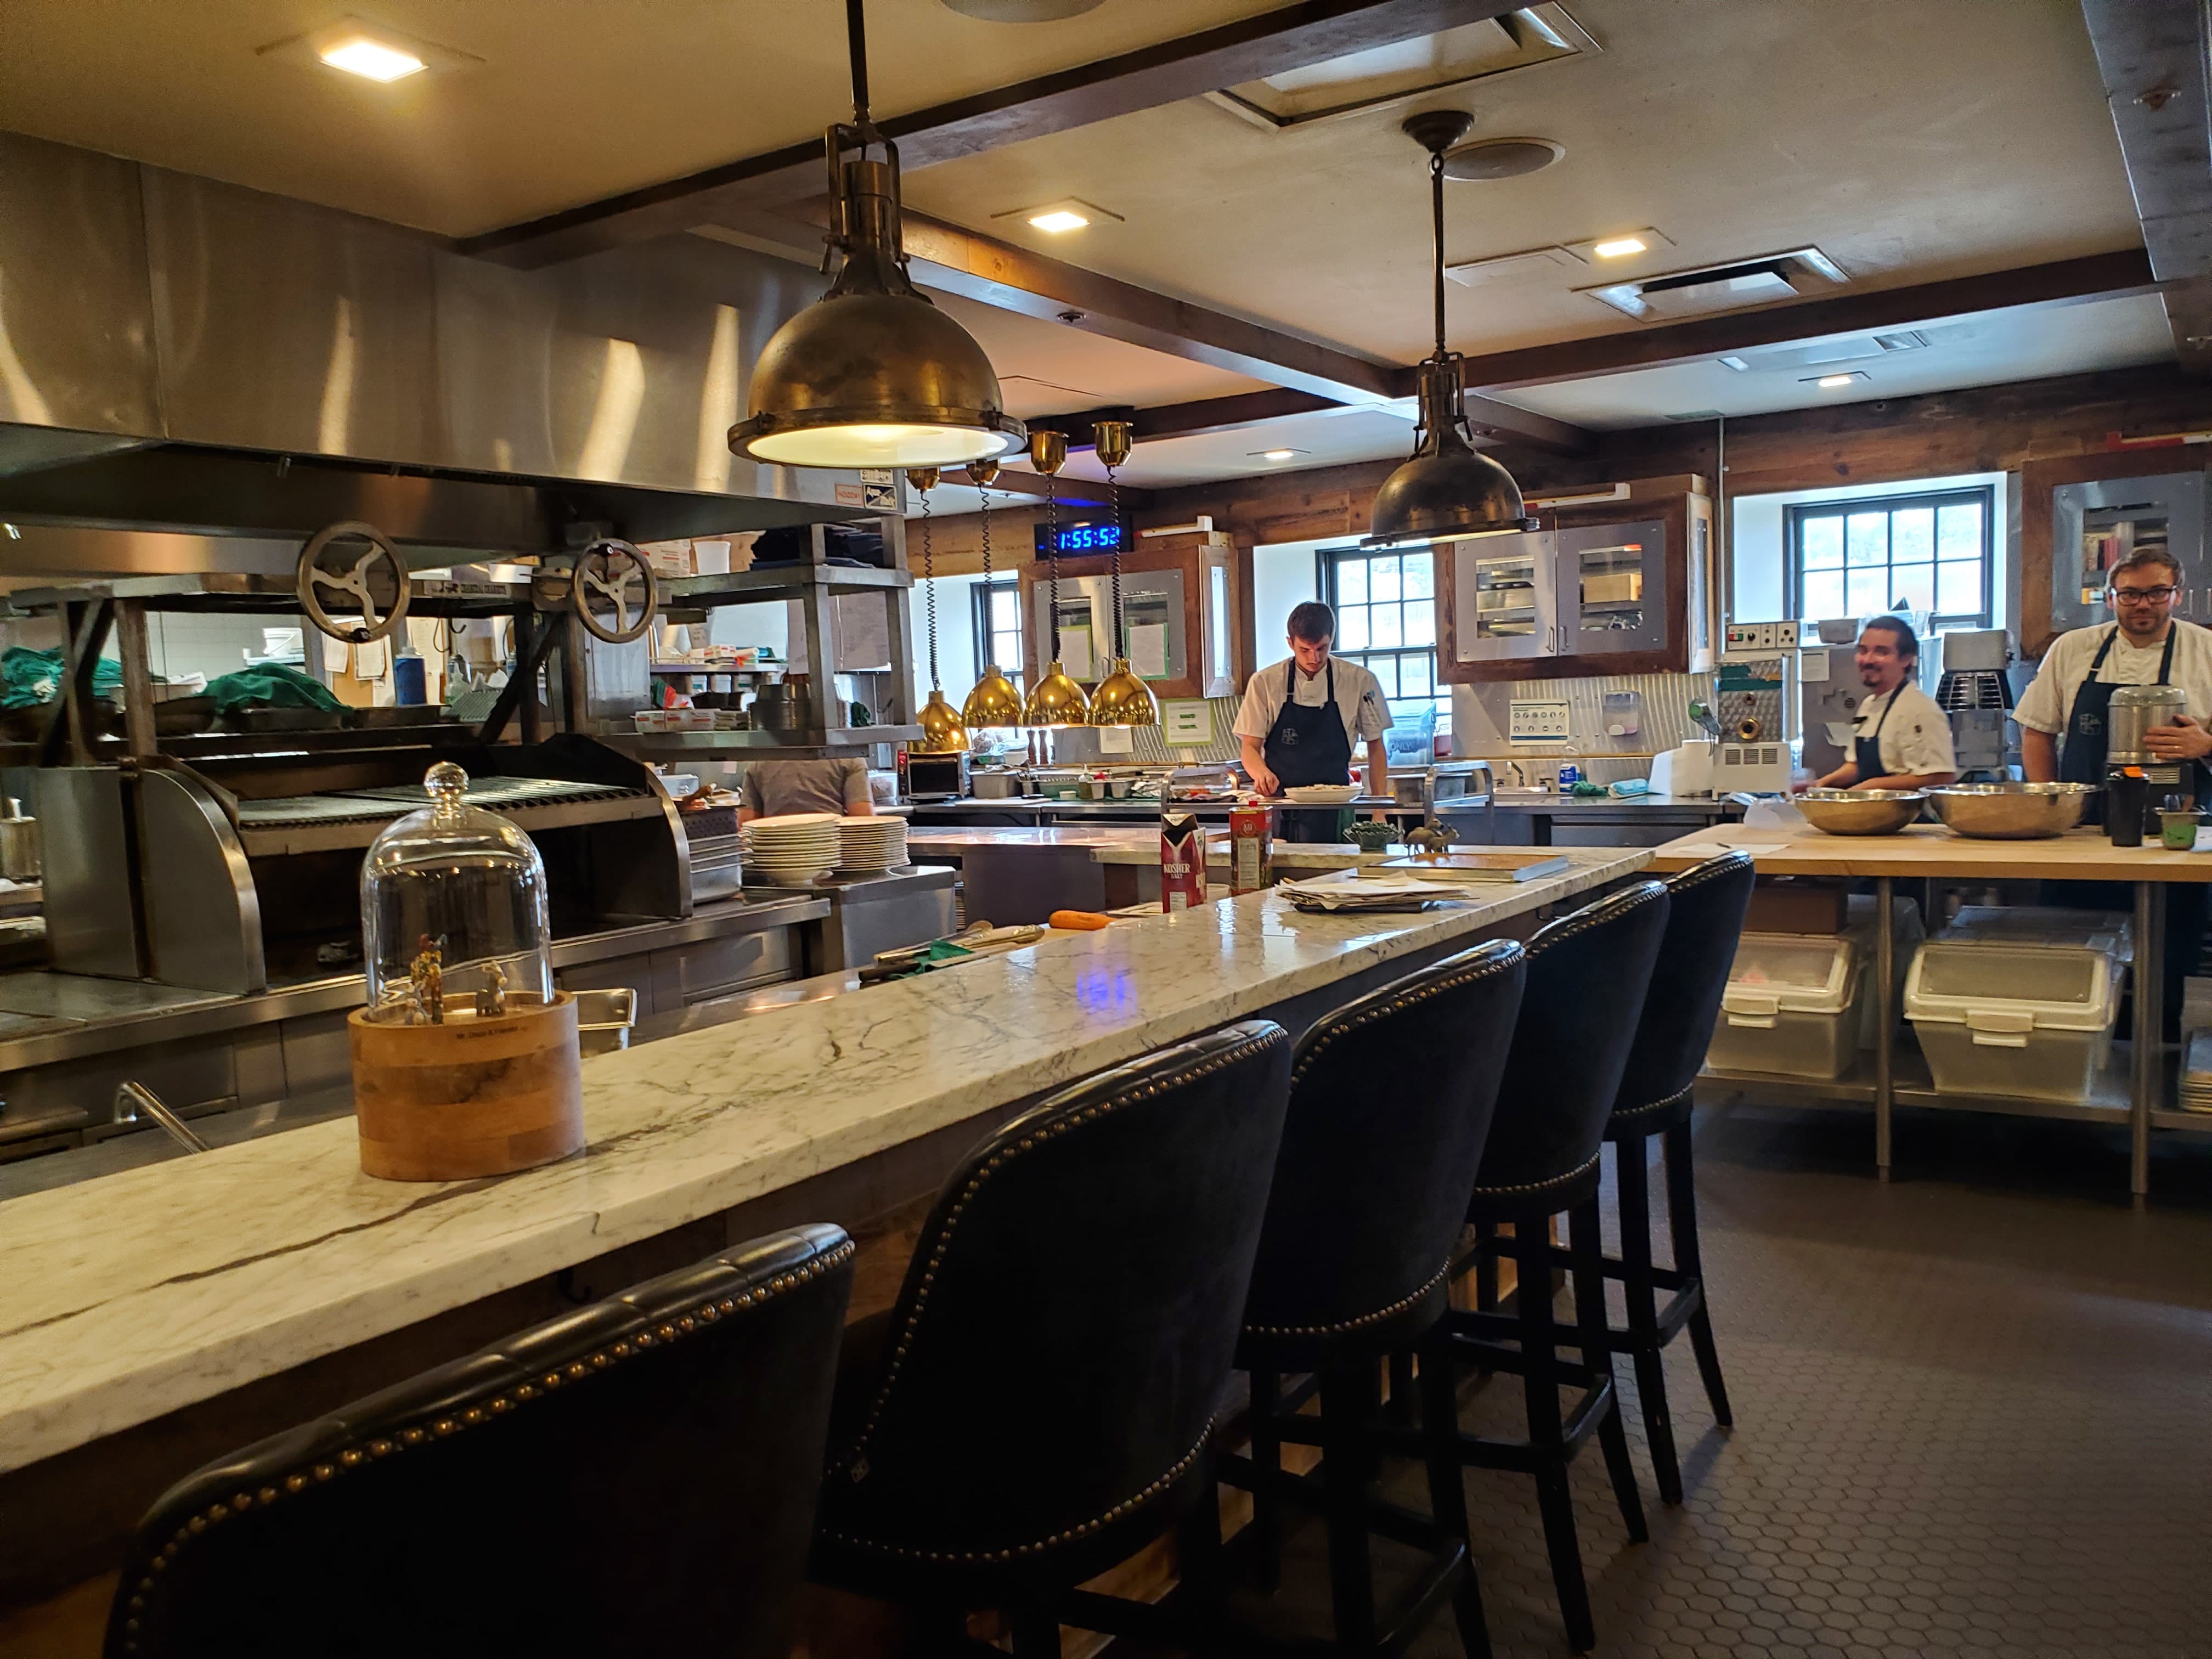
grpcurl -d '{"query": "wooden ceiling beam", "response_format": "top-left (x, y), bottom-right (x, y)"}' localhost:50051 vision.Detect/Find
top-left (459, 0), bottom-right (1524, 269)
top-left (1447, 250), bottom-right (2161, 391)
top-left (2078, 0), bottom-right (2212, 373)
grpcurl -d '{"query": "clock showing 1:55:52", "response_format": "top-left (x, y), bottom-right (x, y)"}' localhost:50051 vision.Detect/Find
top-left (1034, 521), bottom-right (1124, 555)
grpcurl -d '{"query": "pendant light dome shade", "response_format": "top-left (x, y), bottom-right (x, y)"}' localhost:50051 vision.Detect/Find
top-left (1090, 659), bottom-right (1158, 727)
top-left (1365, 356), bottom-right (1525, 547)
top-left (1023, 663), bottom-right (1091, 727)
top-left (728, 2), bottom-right (1024, 471)
top-left (962, 665), bottom-right (1027, 729)
top-left (916, 687), bottom-right (969, 753)
top-left (1365, 110), bottom-right (1527, 550)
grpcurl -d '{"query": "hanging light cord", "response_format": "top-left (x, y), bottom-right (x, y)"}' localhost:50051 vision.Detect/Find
top-left (1046, 468), bottom-right (1062, 659)
top-left (978, 483), bottom-right (993, 592)
top-left (1429, 144), bottom-right (1448, 362)
top-left (1107, 460), bottom-right (1125, 658)
top-left (846, 0), bottom-right (870, 123)
top-left (920, 489), bottom-right (940, 687)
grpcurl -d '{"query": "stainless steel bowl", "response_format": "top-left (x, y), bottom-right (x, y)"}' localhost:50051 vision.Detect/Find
top-left (1925, 782), bottom-right (2098, 840)
top-left (1796, 788), bottom-right (1926, 836)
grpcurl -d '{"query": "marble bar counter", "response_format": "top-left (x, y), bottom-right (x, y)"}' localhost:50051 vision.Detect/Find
top-left (904, 825), bottom-right (1387, 922)
top-left (0, 848), bottom-right (1647, 1610)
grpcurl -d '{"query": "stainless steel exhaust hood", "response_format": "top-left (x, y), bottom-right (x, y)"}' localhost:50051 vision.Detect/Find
top-left (0, 132), bottom-right (873, 562)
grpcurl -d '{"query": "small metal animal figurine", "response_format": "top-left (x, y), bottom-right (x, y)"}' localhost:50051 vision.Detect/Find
top-left (409, 933), bottom-right (445, 1025)
top-left (1404, 822), bottom-right (1457, 856)
top-left (474, 960), bottom-right (509, 1019)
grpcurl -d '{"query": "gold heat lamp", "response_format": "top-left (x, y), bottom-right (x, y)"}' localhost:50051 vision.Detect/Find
top-left (727, 1), bottom-right (1024, 470)
top-left (1021, 427), bottom-right (1092, 728)
top-left (959, 458), bottom-right (1027, 730)
top-left (1087, 420), bottom-right (1158, 727)
top-left (906, 466), bottom-right (969, 754)
top-left (1364, 111), bottom-right (1527, 549)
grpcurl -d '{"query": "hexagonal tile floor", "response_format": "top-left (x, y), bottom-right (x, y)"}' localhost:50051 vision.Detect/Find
top-left (1243, 1104), bottom-right (2212, 1659)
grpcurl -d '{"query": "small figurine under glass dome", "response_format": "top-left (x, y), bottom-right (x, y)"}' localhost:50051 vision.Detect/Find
top-left (349, 763), bottom-right (583, 1181)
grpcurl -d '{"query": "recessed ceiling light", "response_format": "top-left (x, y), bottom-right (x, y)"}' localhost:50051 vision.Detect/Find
top-left (1592, 235), bottom-right (1648, 259)
top-left (1251, 448), bottom-right (1307, 462)
top-left (993, 197), bottom-right (1124, 234)
top-left (1812, 371), bottom-right (1867, 389)
top-left (318, 35), bottom-right (426, 81)
top-left (258, 17), bottom-right (481, 82)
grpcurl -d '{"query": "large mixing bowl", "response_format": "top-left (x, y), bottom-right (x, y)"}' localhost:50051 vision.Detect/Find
top-left (1925, 782), bottom-right (2098, 840)
top-left (1796, 788), bottom-right (1927, 836)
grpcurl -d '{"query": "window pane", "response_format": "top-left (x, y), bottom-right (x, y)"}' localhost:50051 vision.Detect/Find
top-left (991, 590), bottom-right (1020, 628)
top-left (1846, 568), bottom-right (1888, 614)
top-left (1403, 552), bottom-right (1435, 600)
top-left (1372, 605), bottom-right (1403, 647)
top-left (1406, 602), bottom-right (1435, 646)
top-left (1892, 562), bottom-right (1936, 612)
top-left (1402, 654), bottom-right (1432, 697)
top-left (1362, 654), bottom-right (1398, 696)
top-left (1937, 559), bottom-right (1983, 616)
top-left (1801, 515), bottom-right (1844, 571)
top-left (1803, 568), bottom-right (1846, 619)
top-left (1846, 512), bottom-right (1888, 566)
top-left (1370, 556), bottom-right (1402, 603)
top-left (1336, 606), bottom-right (1369, 650)
top-left (1892, 507), bottom-right (1935, 565)
top-left (1937, 501), bottom-right (1983, 560)
top-left (1335, 558), bottom-right (1367, 604)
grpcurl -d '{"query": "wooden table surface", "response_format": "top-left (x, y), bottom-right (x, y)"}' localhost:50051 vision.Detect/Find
top-left (1646, 822), bottom-right (2212, 882)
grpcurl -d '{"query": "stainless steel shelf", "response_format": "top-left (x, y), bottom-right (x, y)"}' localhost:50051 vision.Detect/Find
top-left (664, 563), bottom-right (911, 604)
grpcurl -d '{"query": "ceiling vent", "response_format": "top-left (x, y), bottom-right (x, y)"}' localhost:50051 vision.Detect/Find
top-left (1206, 4), bottom-right (1599, 130)
top-left (1582, 247), bottom-right (1849, 321)
top-left (1446, 245), bottom-right (1584, 287)
top-left (1717, 329), bottom-right (1929, 373)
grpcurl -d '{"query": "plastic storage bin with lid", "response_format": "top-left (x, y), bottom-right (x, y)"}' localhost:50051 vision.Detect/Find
top-left (1904, 942), bottom-right (2124, 1104)
top-left (1709, 931), bottom-right (1863, 1079)
top-left (1939, 905), bottom-right (2132, 963)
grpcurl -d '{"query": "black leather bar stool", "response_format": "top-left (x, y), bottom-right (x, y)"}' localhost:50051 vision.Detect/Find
top-left (106, 1226), bottom-right (856, 1659)
top-left (1232, 938), bottom-right (1527, 1659)
top-left (1591, 850), bottom-right (1755, 1506)
top-left (809, 1020), bottom-right (1293, 1658)
top-left (1443, 880), bottom-right (1671, 1656)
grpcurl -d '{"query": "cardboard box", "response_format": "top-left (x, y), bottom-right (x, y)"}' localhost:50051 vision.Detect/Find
top-left (1745, 877), bottom-right (1849, 934)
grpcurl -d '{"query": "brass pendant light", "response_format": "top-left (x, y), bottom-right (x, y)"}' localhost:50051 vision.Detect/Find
top-left (1086, 420), bottom-right (1159, 728)
top-left (907, 468), bottom-right (969, 753)
top-left (727, 1), bottom-right (1025, 470)
top-left (1021, 428), bottom-right (1092, 728)
top-left (1364, 111), bottom-right (1527, 549)
top-left (960, 460), bottom-right (1027, 730)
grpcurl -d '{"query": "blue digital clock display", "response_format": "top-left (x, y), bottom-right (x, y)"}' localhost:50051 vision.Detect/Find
top-left (1036, 521), bottom-right (1124, 555)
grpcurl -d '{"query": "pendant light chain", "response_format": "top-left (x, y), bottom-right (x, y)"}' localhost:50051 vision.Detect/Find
top-left (920, 489), bottom-right (940, 687)
top-left (978, 481), bottom-right (993, 589)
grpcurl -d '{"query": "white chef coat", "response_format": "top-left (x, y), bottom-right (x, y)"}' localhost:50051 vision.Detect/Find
top-left (2015, 620), bottom-right (2212, 737)
top-left (1847, 683), bottom-right (1956, 778)
top-left (1232, 656), bottom-right (1394, 748)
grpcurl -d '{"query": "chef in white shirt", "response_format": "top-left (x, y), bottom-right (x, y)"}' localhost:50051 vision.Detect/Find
top-left (1801, 616), bottom-right (1957, 791)
top-left (1234, 601), bottom-right (1393, 841)
top-left (2016, 546), bottom-right (2212, 1037)
top-left (2015, 546), bottom-right (2212, 789)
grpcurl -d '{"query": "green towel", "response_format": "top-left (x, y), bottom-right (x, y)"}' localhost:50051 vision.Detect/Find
top-left (0, 647), bottom-right (123, 709)
top-left (205, 664), bottom-right (345, 715)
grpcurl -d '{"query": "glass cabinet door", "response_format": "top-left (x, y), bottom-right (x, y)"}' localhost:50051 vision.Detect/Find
top-left (1453, 529), bottom-right (1558, 663)
top-left (1560, 518), bottom-right (1668, 656)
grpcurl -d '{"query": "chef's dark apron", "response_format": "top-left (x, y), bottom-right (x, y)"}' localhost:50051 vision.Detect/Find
top-left (2057, 624), bottom-right (2177, 825)
top-left (1852, 687), bottom-right (1900, 785)
top-left (2046, 622), bottom-right (2202, 1038)
top-left (1265, 660), bottom-right (1355, 844)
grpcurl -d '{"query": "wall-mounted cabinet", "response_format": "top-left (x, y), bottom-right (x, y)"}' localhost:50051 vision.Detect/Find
top-left (1018, 531), bottom-right (1235, 699)
top-left (2022, 451), bottom-right (2209, 657)
top-left (1435, 484), bottom-right (1711, 683)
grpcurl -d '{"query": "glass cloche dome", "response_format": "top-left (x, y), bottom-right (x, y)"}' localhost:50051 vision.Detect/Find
top-left (362, 762), bottom-right (554, 1023)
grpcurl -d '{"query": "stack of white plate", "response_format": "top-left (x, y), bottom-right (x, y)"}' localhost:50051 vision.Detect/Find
top-left (838, 815), bottom-right (909, 873)
top-left (741, 812), bottom-right (843, 885)
top-left (2183, 1031), bottom-right (2212, 1113)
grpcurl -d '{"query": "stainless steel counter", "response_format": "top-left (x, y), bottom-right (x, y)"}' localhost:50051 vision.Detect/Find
top-left (0, 894), bottom-right (830, 1162)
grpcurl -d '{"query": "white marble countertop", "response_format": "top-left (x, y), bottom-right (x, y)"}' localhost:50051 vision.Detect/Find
top-left (0, 849), bottom-right (1646, 1475)
top-left (904, 824), bottom-right (1386, 871)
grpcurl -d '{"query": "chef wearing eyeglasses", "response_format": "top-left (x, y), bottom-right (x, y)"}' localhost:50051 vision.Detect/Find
top-left (2017, 545), bottom-right (2212, 1036)
top-left (2016, 547), bottom-right (2212, 791)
